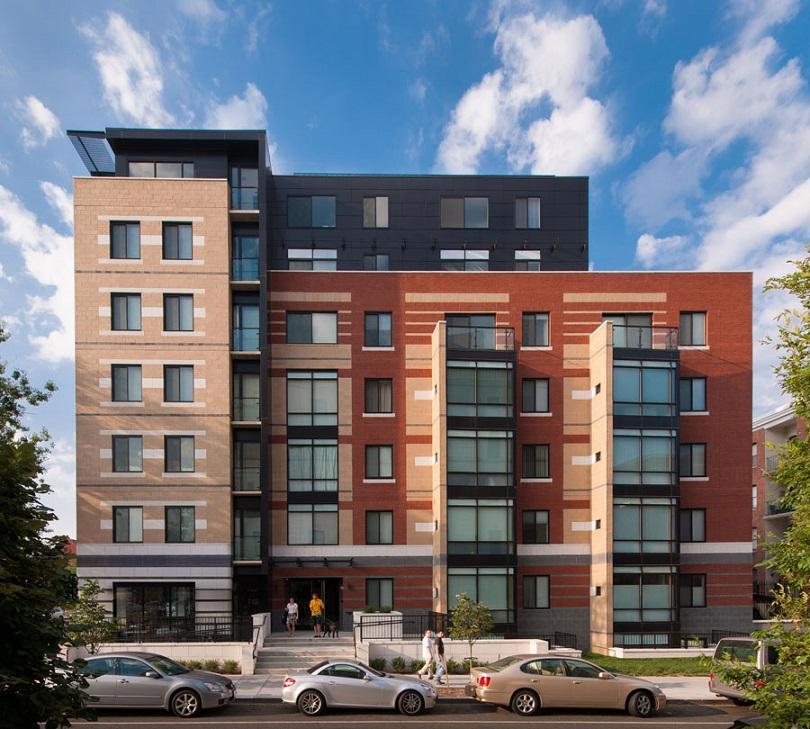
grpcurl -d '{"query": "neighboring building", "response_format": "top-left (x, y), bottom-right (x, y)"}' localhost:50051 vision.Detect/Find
top-left (70, 128), bottom-right (753, 651)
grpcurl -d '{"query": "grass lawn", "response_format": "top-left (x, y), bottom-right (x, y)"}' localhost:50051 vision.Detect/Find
top-left (583, 652), bottom-right (709, 676)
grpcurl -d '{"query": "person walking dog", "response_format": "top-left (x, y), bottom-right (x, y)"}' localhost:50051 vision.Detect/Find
top-left (309, 592), bottom-right (325, 638)
top-left (417, 630), bottom-right (435, 679)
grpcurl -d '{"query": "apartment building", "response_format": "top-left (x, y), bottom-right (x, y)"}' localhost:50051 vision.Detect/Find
top-left (70, 128), bottom-right (753, 651)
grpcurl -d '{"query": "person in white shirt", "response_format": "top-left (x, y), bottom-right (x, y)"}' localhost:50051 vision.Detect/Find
top-left (286, 597), bottom-right (299, 635)
top-left (417, 630), bottom-right (435, 679)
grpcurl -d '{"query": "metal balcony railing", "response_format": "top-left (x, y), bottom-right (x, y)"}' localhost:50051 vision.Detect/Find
top-left (765, 455), bottom-right (780, 472)
top-left (766, 501), bottom-right (794, 516)
top-left (611, 325), bottom-right (679, 350)
top-left (446, 325), bottom-right (515, 352)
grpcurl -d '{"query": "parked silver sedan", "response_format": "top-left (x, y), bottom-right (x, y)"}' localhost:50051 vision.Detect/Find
top-left (282, 659), bottom-right (437, 716)
top-left (76, 652), bottom-right (235, 717)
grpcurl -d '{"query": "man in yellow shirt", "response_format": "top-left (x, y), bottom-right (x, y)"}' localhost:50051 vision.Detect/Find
top-left (309, 592), bottom-right (325, 638)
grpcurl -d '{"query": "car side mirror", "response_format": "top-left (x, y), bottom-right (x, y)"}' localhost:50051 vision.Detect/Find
top-left (144, 671), bottom-right (161, 679)
top-left (598, 672), bottom-right (613, 680)
top-left (363, 675), bottom-right (373, 681)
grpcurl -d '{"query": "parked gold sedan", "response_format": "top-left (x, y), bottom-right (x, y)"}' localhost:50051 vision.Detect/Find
top-left (466, 654), bottom-right (667, 718)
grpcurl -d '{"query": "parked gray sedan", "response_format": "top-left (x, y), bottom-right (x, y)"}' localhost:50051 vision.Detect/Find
top-left (282, 659), bottom-right (437, 716)
top-left (77, 652), bottom-right (235, 717)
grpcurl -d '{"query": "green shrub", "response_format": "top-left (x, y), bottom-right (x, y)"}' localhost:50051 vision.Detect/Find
top-left (462, 658), bottom-right (480, 671)
top-left (202, 659), bottom-right (221, 672)
top-left (221, 660), bottom-right (240, 674)
top-left (184, 659), bottom-right (202, 670)
top-left (446, 658), bottom-right (464, 674)
top-left (362, 605), bottom-right (375, 613)
top-left (369, 658), bottom-right (386, 672)
top-left (379, 606), bottom-right (392, 613)
top-left (391, 656), bottom-right (407, 673)
top-left (409, 659), bottom-right (425, 674)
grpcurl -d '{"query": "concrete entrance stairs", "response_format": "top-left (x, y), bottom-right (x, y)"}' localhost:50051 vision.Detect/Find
top-left (254, 632), bottom-right (356, 676)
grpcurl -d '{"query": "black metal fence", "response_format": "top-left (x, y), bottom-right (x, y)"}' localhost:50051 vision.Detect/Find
top-left (357, 612), bottom-right (449, 641)
top-left (114, 615), bottom-right (253, 643)
top-left (539, 632), bottom-right (578, 650)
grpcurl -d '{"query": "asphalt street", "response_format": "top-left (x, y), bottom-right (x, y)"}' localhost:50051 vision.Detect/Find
top-left (74, 700), bottom-right (758, 728)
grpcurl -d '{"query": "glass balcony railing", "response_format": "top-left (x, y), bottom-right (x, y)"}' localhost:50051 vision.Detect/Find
top-left (766, 501), bottom-right (794, 517)
top-left (233, 327), bottom-right (260, 351)
top-left (612, 325), bottom-right (678, 350)
top-left (231, 187), bottom-right (259, 210)
top-left (233, 536), bottom-right (261, 560)
top-left (765, 455), bottom-right (780, 472)
top-left (233, 397), bottom-right (260, 421)
top-left (446, 325), bottom-right (515, 351)
top-left (232, 258), bottom-right (260, 281)
top-left (234, 468), bottom-right (260, 491)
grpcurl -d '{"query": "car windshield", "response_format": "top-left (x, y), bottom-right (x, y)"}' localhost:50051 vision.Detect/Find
top-left (485, 656), bottom-right (524, 672)
top-left (308, 660), bottom-right (330, 674)
top-left (147, 656), bottom-right (190, 676)
top-left (355, 661), bottom-right (385, 678)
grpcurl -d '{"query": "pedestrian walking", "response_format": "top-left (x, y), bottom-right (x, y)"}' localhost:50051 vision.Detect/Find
top-left (434, 630), bottom-right (447, 685)
top-left (417, 630), bottom-right (435, 679)
top-left (309, 592), bottom-right (325, 638)
top-left (286, 596), bottom-right (299, 635)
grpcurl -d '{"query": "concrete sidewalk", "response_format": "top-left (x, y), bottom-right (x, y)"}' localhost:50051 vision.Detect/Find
top-left (234, 674), bottom-right (720, 702)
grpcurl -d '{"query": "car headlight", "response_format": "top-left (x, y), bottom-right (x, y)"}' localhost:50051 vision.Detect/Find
top-left (203, 682), bottom-right (225, 692)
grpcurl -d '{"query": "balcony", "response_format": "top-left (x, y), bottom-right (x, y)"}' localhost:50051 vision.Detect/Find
top-left (232, 327), bottom-right (260, 352)
top-left (230, 187), bottom-right (259, 211)
top-left (447, 325), bottom-right (514, 352)
top-left (232, 258), bottom-right (260, 282)
top-left (233, 396), bottom-right (260, 422)
top-left (234, 467), bottom-right (260, 491)
top-left (765, 455), bottom-right (780, 473)
top-left (611, 325), bottom-right (678, 351)
top-left (233, 536), bottom-right (261, 561)
top-left (765, 500), bottom-right (795, 518)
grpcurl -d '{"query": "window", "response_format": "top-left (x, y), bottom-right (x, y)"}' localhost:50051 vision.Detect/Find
top-left (448, 429), bottom-right (513, 487)
top-left (366, 511), bottom-right (393, 545)
top-left (680, 377), bottom-right (707, 412)
top-left (522, 312), bottom-right (549, 347)
top-left (604, 313), bottom-right (652, 348)
top-left (752, 485), bottom-right (758, 510)
top-left (232, 235), bottom-right (259, 280)
top-left (679, 574), bottom-right (706, 608)
top-left (231, 167), bottom-right (258, 209)
top-left (363, 196), bottom-right (389, 228)
top-left (113, 583), bottom-right (194, 623)
top-left (113, 506), bottom-right (143, 543)
top-left (446, 313), bottom-right (496, 350)
top-left (162, 223), bottom-right (192, 260)
top-left (233, 433), bottom-right (260, 491)
top-left (363, 253), bottom-right (389, 270)
top-left (111, 293), bottom-right (141, 331)
top-left (129, 161), bottom-right (194, 178)
top-left (680, 312), bottom-right (706, 346)
top-left (613, 360), bottom-right (677, 417)
top-left (448, 498), bottom-right (513, 555)
top-left (680, 509), bottom-right (706, 542)
top-left (321, 663), bottom-right (367, 680)
top-left (523, 575), bottom-right (549, 609)
top-left (514, 249), bottom-right (541, 270)
top-left (366, 578), bottom-right (393, 611)
top-left (288, 439), bottom-right (338, 492)
top-left (112, 435), bottom-right (142, 472)
top-left (287, 312), bottom-right (337, 344)
top-left (163, 294), bottom-right (193, 332)
top-left (440, 249), bottom-right (490, 271)
top-left (234, 509), bottom-right (261, 559)
top-left (110, 222), bottom-right (140, 259)
top-left (77, 657), bottom-right (117, 678)
top-left (441, 197), bottom-right (488, 228)
top-left (364, 312), bottom-right (392, 347)
top-left (287, 248), bottom-right (337, 270)
top-left (164, 435), bottom-right (195, 473)
top-left (613, 566), bottom-right (676, 623)
top-left (448, 567), bottom-right (514, 623)
top-left (447, 361), bottom-right (513, 417)
top-left (523, 510), bottom-right (549, 544)
top-left (164, 365), bottom-right (193, 403)
top-left (680, 443), bottom-right (706, 477)
top-left (365, 379), bottom-right (393, 414)
top-left (613, 498), bottom-right (676, 553)
top-left (233, 300), bottom-right (259, 351)
top-left (118, 658), bottom-right (152, 677)
top-left (165, 506), bottom-right (195, 543)
top-left (522, 378), bottom-right (549, 413)
top-left (752, 442), bottom-right (758, 469)
top-left (287, 371), bottom-right (338, 425)
top-left (752, 527), bottom-right (758, 551)
top-left (366, 445), bottom-right (393, 479)
top-left (233, 370), bottom-right (260, 420)
top-left (288, 504), bottom-right (338, 545)
top-left (112, 365), bottom-right (142, 402)
top-left (613, 429), bottom-right (676, 485)
top-left (287, 196), bottom-right (336, 228)
top-left (515, 197), bottom-right (541, 229)
top-left (523, 444), bottom-right (550, 479)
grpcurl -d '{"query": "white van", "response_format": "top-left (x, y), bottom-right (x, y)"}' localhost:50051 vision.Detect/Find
top-left (709, 638), bottom-right (778, 703)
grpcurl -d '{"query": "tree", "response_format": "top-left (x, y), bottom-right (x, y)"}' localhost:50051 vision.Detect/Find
top-left (448, 593), bottom-right (493, 670)
top-left (714, 251), bottom-right (810, 728)
top-left (0, 327), bottom-right (91, 727)
top-left (66, 579), bottom-right (117, 655)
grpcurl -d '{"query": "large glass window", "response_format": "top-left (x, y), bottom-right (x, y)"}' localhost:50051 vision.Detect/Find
top-left (287, 371), bottom-right (337, 425)
top-left (162, 223), bottom-right (192, 260)
top-left (613, 498), bottom-right (676, 553)
top-left (110, 222), bottom-right (141, 259)
top-left (523, 444), bottom-right (550, 479)
top-left (113, 506), bottom-right (143, 543)
top-left (364, 312), bottom-right (392, 347)
top-left (112, 435), bottom-right (142, 472)
top-left (522, 378), bottom-right (549, 414)
top-left (679, 574), bottom-right (706, 608)
top-left (680, 443), bottom-right (706, 477)
top-left (233, 370), bottom-right (260, 420)
top-left (287, 248), bottom-right (337, 270)
top-left (287, 196), bottom-right (336, 227)
top-left (233, 301), bottom-right (259, 351)
top-left (613, 360), bottom-right (676, 417)
top-left (129, 161), bottom-right (194, 179)
top-left (440, 249), bottom-right (489, 271)
top-left (111, 293), bottom-right (141, 331)
top-left (164, 365), bottom-right (193, 403)
top-left (233, 434), bottom-right (260, 491)
top-left (164, 435), bottom-right (195, 473)
top-left (231, 167), bottom-right (258, 209)
top-left (604, 313), bottom-right (652, 348)
top-left (522, 510), bottom-right (549, 544)
top-left (113, 583), bottom-right (194, 623)
top-left (287, 312), bottom-right (337, 344)
top-left (112, 365), bottom-right (142, 402)
top-left (288, 439), bottom-right (338, 492)
top-left (365, 445), bottom-right (393, 479)
top-left (446, 313), bottom-right (496, 349)
top-left (613, 566), bottom-right (676, 623)
top-left (440, 197), bottom-right (488, 228)
top-left (447, 361), bottom-right (513, 417)
top-left (363, 197), bottom-right (389, 228)
top-left (288, 504), bottom-right (338, 545)
top-left (680, 508), bottom-right (706, 542)
top-left (522, 313), bottom-right (549, 347)
top-left (163, 294), bottom-right (193, 332)
top-left (448, 567), bottom-right (514, 623)
top-left (366, 511), bottom-right (393, 545)
top-left (680, 377), bottom-right (707, 412)
top-left (232, 235), bottom-right (259, 280)
top-left (234, 509), bottom-right (261, 559)
top-left (365, 379), bottom-right (393, 414)
top-left (448, 498), bottom-right (513, 555)
top-left (165, 506), bottom-right (195, 543)
top-left (448, 430), bottom-right (513, 487)
top-left (514, 249), bottom-right (541, 270)
top-left (680, 312), bottom-right (706, 346)
top-left (613, 429), bottom-right (676, 485)
top-left (363, 253), bottom-right (390, 271)
top-left (366, 578), bottom-right (393, 611)
top-left (515, 198), bottom-right (541, 229)
top-left (523, 575), bottom-right (549, 608)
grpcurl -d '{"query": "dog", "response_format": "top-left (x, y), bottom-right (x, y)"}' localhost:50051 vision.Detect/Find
top-left (323, 620), bottom-right (339, 638)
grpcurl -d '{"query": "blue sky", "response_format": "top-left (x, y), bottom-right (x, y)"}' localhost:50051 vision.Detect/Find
top-left (1, 0), bottom-right (808, 537)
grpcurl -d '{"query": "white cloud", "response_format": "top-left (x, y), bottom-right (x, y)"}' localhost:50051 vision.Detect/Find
top-left (0, 185), bottom-right (74, 362)
top-left (0, 157), bottom-right (9, 174)
top-left (16, 96), bottom-right (60, 149)
top-left (643, 0), bottom-right (666, 17)
top-left (635, 233), bottom-right (690, 268)
top-left (246, 2), bottom-right (272, 53)
top-left (41, 438), bottom-right (76, 538)
top-left (84, 12), bottom-right (174, 127)
top-left (204, 82), bottom-right (268, 129)
top-left (178, 0), bottom-right (226, 24)
top-left (0, 261), bottom-right (12, 282)
top-left (726, 0), bottom-right (799, 41)
top-left (409, 78), bottom-right (427, 103)
top-left (435, 10), bottom-right (620, 175)
top-left (40, 182), bottom-right (73, 230)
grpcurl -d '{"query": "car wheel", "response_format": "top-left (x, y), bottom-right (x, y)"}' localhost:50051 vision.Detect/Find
top-left (510, 689), bottom-right (540, 716)
top-left (627, 690), bottom-right (656, 718)
top-left (397, 690), bottom-right (424, 716)
top-left (170, 689), bottom-right (201, 718)
top-left (297, 689), bottom-right (326, 717)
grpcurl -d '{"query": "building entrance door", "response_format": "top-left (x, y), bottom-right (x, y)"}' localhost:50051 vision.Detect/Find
top-left (286, 578), bottom-right (341, 630)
